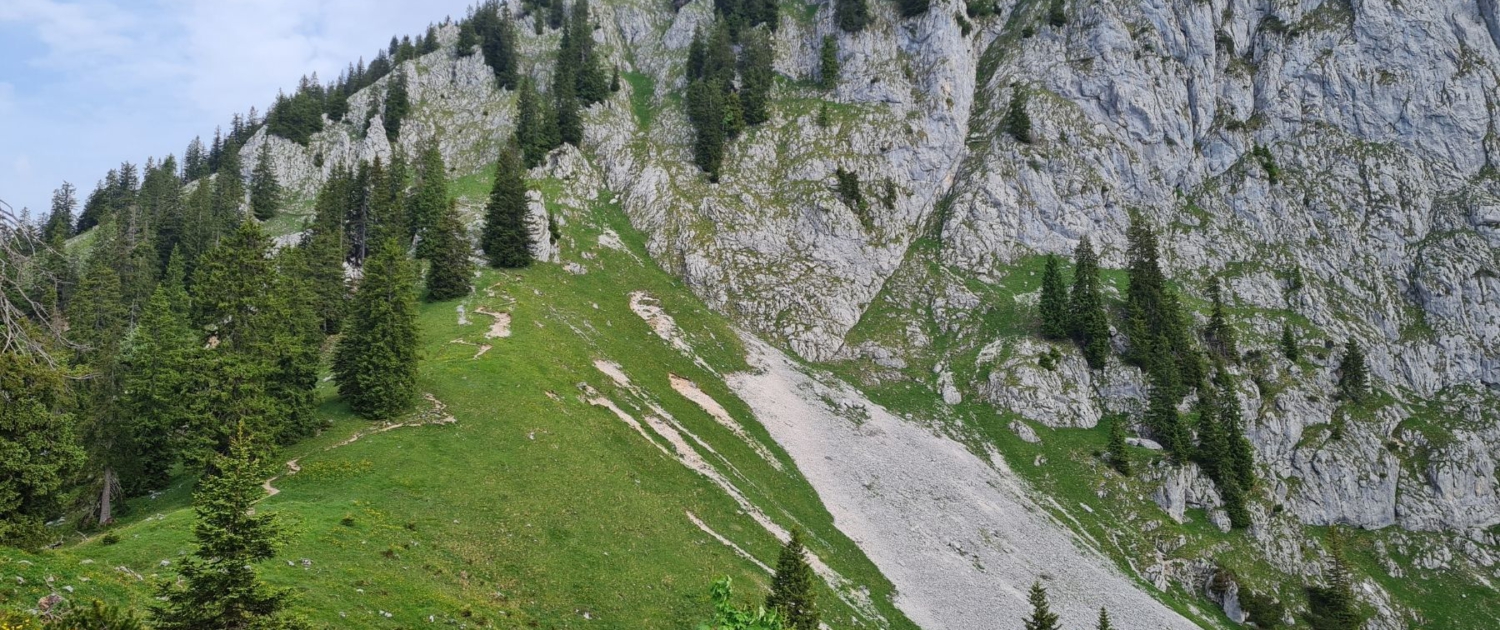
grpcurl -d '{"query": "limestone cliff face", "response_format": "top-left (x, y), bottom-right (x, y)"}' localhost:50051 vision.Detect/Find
top-left (231, 0), bottom-right (1497, 624)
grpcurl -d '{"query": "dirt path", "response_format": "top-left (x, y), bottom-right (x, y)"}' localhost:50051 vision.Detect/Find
top-left (474, 307), bottom-right (512, 338)
top-left (261, 394), bottom-right (455, 499)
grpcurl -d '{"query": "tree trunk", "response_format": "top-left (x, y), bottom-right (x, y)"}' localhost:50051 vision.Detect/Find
top-left (99, 467), bottom-right (117, 525)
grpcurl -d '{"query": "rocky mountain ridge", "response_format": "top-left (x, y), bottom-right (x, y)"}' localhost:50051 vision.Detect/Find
top-left (223, 0), bottom-right (1498, 626)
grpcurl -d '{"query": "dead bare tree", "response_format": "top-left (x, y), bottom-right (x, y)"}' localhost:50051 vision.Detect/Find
top-left (0, 196), bottom-right (70, 361)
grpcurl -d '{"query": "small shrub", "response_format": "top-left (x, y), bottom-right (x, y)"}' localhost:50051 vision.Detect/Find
top-left (100, 532), bottom-right (121, 546)
top-left (1241, 590), bottom-right (1286, 628)
top-left (341, 514), bottom-right (357, 527)
top-left (1047, 0), bottom-right (1067, 27)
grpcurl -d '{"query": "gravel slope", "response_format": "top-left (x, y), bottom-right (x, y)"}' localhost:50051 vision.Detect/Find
top-left (727, 334), bottom-right (1204, 630)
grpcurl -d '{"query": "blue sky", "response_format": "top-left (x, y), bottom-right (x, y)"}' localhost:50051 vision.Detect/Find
top-left (0, 0), bottom-right (475, 218)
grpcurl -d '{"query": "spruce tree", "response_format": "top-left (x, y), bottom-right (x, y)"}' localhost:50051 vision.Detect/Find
top-left (516, 78), bottom-right (550, 168)
top-left (686, 79), bottom-right (727, 179)
top-left (456, 21), bottom-right (479, 56)
top-left (301, 170), bottom-right (351, 334)
top-left (480, 9), bottom-right (520, 89)
top-left (1306, 529), bottom-right (1365, 630)
top-left (1144, 376), bottom-right (1188, 459)
top-left (383, 71), bottom-right (411, 143)
top-left (835, 0), bottom-right (869, 32)
top-left (211, 142), bottom-right (246, 235)
top-left (426, 199), bottom-right (475, 301)
top-left (1038, 254), bottom-right (1068, 340)
top-left (739, 29), bottom-right (775, 126)
top-left (152, 434), bottom-right (304, 630)
top-left (766, 528), bottom-right (819, 630)
top-left (818, 35), bottom-right (840, 91)
top-left (1107, 416), bottom-right (1131, 476)
top-left (1280, 323), bottom-right (1299, 362)
top-left (333, 240), bottom-right (419, 420)
top-left (1024, 580), bottom-right (1061, 630)
top-left (44, 182), bottom-right (77, 242)
top-left (0, 349), bottom-right (85, 548)
top-left (1067, 237), bottom-right (1110, 369)
top-left (569, 0), bottom-right (610, 105)
top-left (1005, 89), bottom-right (1033, 144)
top-left (1193, 382), bottom-right (1228, 482)
top-left (548, 0), bottom-right (565, 29)
top-left (554, 54), bottom-right (584, 147)
top-left (1336, 340), bottom-right (1367, 403)
top-left (411, 143), bottom-right (449, 259)
top-left (1124, 214), bottom-right (1203, 396)
top-left (1204, 276), bottom-right (1238, 362)
top-left (482, 146), bottom-right (535, 268)
top-left (118, 279), bottom-right (202, 493)
top-left (249, 142), bottom-right (282, 221)
top-left (1097, 607), bottom-right (1115, 630)
top-left (191, 219), bottom-right (275, 344)
top-left (1216, 369), bottom-right (1255, 493)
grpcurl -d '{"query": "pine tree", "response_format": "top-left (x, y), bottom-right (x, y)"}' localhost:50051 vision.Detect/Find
top-left (152, 434), bottom-right (305, 630)
top-left (1024, 581), bottom-right (1061, 630)
top-left (765, 529), bottom-right (819, 630)
top-left (1038, 254), bottom-right (1068, 340)
top-left (383, 71), bottom-right (412, 143)
top-left (426, 199), bottom-right (475, 301)
top-left (1006, 88), bottom-right (1033, 143)
top-left (1096, 607), bottom-right (1115, 630)
top-left (1336, 340), bottom-right (1367, 403)
top-left (1107, 416), bottom-right (1131, 476)
top-left (410, 143), bottom-right (449, 259)
top-left (818, 35), bottom-right (839, 91)
top-left (0, 349), bottom-right (85, 548)
top-left (249, 142), bottom-right (282, 221)
top-left (739, 29), bottom-right (775, 126)
top-left (1067, 237), bottom-right (1110, 369)
top-left (1204, 276), bottom-right (1238, 362)
top-left (333, 240), bottom-right (419, 420)
top-left (835, 0), bottom-right (869, 32)
top-left (1280, 323), bottom-right (1299, 362)
top-left (482, 146), bottom-right (535, 268)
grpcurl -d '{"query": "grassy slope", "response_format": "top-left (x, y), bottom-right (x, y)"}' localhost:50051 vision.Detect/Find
top-left (1, 181), bottom-right (916, 630)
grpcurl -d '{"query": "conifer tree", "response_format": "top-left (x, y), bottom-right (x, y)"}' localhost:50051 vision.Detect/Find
top-left (1067, 237), bottom-right (1110, 369)
top-left (1216, 369), bottom-right (1255, 494)
top-left (211, 143), bottom-right (246, 235)
top-left (1107, 416), bottom-right (1131, 476)
top-left (1336, 340), bottom-right (1367, 403)
top-left (1280, 323), bottom-right (1299, 362)
top-left (818, 35), bottom-right (839, 91)
top-left (426, 199), bottom-right (475, 301)
top-left (1144, 376), bottom-right (1188, 459)
top-left (611, 64), bottom-right (621, 92)
top-left (835, 0), bottom-right (869, 32)
top-left (516, 78), bottom-right (550, 168)
top-left (548, 0), bottom-right (566, 29)
top-left (301, 169), bottom-right (352, 333)
top-left (482, 147), bottom-right (535, 268)
top-left (118, 277), bottom-right (202, 493)
top-left (334, 240), bottom-right (419, 420)
top-left (569, 0), bottom-right (610, 105)
top-left (480, 8), bottom-right (520, 89)
top-left (44, 182), bottom-right (77, 242)
top-left (152, 434), bottom-right (304, 630)
top-left (191, 219), bottom-right (275, 344)
top-left (765, 529), bottom-right (819, 630)
top-left (739, 29), bottom-right (775, 126)
top-left (1204, 276), bottom-right (1238, 362)
top-left (249, 142), bottom-right (282, 221)
top-left (1038, 254), bottom-right (1068, 340)
top-left (554, 54), bottom-right (584, 146)
top-left (1006, 88), bottom-right (1033, 144)
top-left (383, 71), bottom-right (412, 143)
top-left (1124, 214), bottom-right (1203, 395)
top-left (68, 234), bottom-right (129, 367)
top-left (456, 20), bottom-right (479, 56)
top-left (1193, 383), bottom-right (1228, 482)
top-left (1306, 529), bottom-right (1365, 630)
top-left (0, 349), bottom-right (84, 548)
top-left (686, 79), bottom-right (727, 179)
top-left (1096, 607), bottom-right (1115, 630)
top-left (410, 143), bottom-right (449, 259)
top-left (1024, 581), bottom-right (1061, 630)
